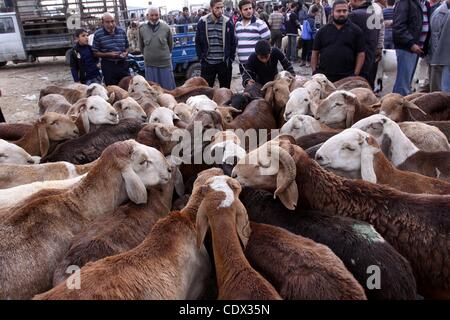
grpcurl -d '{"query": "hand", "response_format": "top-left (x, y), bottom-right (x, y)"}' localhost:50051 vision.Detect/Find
top-left (375, 48), bottom-right (382, 63)
top-left (410, 44), bottom-right (424, 55)
top-left (110, 52), bottom-right (121, 59)
top-left (119, 52), bottom-right (127, 58)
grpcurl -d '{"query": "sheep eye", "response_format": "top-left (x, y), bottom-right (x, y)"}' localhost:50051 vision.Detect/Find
top-left (124, 107), bottom-right (129, 110)
top-left (304, 99), bottom-right (308, 102)
top-left (140, 160), bottom-right (151, 166)
top-left (51, 121), bottom-right (57, 125)
top-left (89, 106), bottom-right (95, 110)
top-left (153, 118), bottom-right (158, 122)
top-left (344, 146), bottom-right (355, 151)
top-left (0, 154), bottom-right (6, 158)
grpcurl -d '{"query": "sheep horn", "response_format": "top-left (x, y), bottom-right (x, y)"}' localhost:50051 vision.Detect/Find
top-left (261, 81), bottom-right (275, 92)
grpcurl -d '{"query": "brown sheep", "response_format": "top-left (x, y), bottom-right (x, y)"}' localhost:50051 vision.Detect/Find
top-left (112, 97), bottom-right (147, 122)
top-left (213, 88), bottom-right (234, 105)
top-left (232, 137), bottom-right (450, 299)
top-left (424, 121), bottom-right (450, 142)
top-left (333, 76), bottom-right (371, 91)
top-left (196, 175), bottom-right (282, 300)
top-left (261, 78), bottom-right (291, 126)
top-left (40, 83), bottom-right (113, 104)
top-left (0, 140), bottom-right (173, 299)
top-left (13, 112), bottom-right (79, 157)
top-left (106, 85), bottom-right (128, 104)
top-left (0, 123), bottom-right (32, 141)
top-left (136, 123), bottom-right (181, 156)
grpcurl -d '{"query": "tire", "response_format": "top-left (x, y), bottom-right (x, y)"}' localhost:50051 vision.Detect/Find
top-left (186, 62), bottom-right (201, 79)
top-left (0, 61), bottom-right (7, 67)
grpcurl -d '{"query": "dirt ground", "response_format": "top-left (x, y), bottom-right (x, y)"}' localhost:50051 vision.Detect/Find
top-left (0, 56), bottom-right (393, 124)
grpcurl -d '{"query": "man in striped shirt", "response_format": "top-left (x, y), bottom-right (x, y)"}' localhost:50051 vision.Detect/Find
top-left (235, 0), bottom-right (271, 72)
top-left (92, 12), bottom-right (130, 86)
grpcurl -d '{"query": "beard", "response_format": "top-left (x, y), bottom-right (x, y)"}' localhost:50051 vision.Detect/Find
top-left (334, 17), bottom-right (348, 25)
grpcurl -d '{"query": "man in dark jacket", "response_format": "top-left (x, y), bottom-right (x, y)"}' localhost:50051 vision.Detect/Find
top-left (242, 39), bottom-right (295, 87)
top-left (392, 0), bottom-right (431, 95)
top-left (349, 0), bottom-right (380, 84)
top-left (195, 0), bottom-right (237, 88)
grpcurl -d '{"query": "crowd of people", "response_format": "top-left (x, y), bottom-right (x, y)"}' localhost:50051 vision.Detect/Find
top-left (69, 0), bottom-right (450, 94)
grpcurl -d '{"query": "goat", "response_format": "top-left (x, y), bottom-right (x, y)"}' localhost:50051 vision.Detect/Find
top-left (0, 139), bottom-right (38, 165)
top-left (112, 97), bottom-right (147, 122)
top-left (196, 175), bottom-right (282, 300)
top-left (52, 160), bottom-right (183, 286)
top-left (232, 136), bottom-right (450, 299)
top-left (41, 119), bottom-right (144, 164)
top-left (315, 91), bottom-right (376, 129)
top-left (40, 83), bottom-right (112, 105)
top-left (239, 187), bottom-right (417, 300)
top-left (34, 167), bottom-right (214, 300)
top-left (0, 161), bottom-right (93, 189)
top-left (13, 112), bottom-right (79, 157)
top-left (0, 140), bottom-right (173, 299)
top-left (316, 128), bottom-right (450, 195)
top-left (38, 94), bottom-right (72, 115)
top-left (352, 115), bottom-right (450, 181)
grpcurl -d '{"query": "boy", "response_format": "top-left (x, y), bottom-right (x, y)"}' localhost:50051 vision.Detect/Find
top-left (70, 29), bottom-right (102, 85)
top-left (242, 39), bottom-right (295, 87)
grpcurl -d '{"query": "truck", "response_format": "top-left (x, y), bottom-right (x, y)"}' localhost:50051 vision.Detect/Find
top-left (0, 0), bottom-right (128, 67)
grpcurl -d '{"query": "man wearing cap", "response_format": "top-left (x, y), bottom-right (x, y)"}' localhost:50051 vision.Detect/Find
top-left (241, 39), bottom-right (295, 87)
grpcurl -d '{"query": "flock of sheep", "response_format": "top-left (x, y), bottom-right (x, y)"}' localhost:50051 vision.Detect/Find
top-left (0, 71), bottom-right (449, 300)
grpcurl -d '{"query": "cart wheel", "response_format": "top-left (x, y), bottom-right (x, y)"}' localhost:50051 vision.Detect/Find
top-left (186, 62), bottom-right (201, 79)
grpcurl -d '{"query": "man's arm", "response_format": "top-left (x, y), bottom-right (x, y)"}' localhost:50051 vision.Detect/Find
top-left (310, 50), bottom-right (319, 73)
top-left (277, 48), bottom-right (295, 75)
top-left (69, 49), bottom-right (80, 82)
top-left (259, 20), bottom-right (271, 40)
top-left (242, 55), bottom-right (257, 86)
top-left (138, 27), bottom-right (144, 53)
top-left (354, 52), bottom-right (365, 76)
top-left (168, 27), bottom-right (173, 53)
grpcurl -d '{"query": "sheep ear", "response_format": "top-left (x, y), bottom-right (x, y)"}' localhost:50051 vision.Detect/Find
top-left (275, 174), bottom-right (298, 210)
top-left (155, 125), bottom-right (172, 142)
top-left (113, 101), bottom-right (123, 111)
top-left (86, 86), bottom-right (95, 97)
top-left (369, 101), bottom-right (382, 112)
top-left (345, 103), bottom-right (356, 128)
top-left (404, 101), bottom-right (427, 115)
top-left (264, 86), bottom-right (274, 105)
top-left (108, 91), bottom-right (116, 104)
top-left (173, 112), bottom-right (180, 121)
top-left (235, 201), bottom-right (251, 248)
top-left (360, 137), bottom-right (377, 183)
top-left (261, 81), bottom-right (275, 92)
top-left (274, 142), bottom-right (298, 210)
top-left (121, 165), bottom-right (147, 204)
top-left (195, 207), bottom-right (209, 249)
top-left (228, 107), bottom-right (242, 115)
top-left (37, 119), bottom-right (50, 157)
top-left (69, 98), bottom-right (88, 116)
top-left (165, 157), bottom-right (185, 196)
top-left (79, 105), bottom-right (90, 133)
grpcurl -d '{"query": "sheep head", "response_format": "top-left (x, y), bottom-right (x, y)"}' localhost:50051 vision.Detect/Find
top-left (232, 135), bottom-right (298, 210)
top-left (379, 93), bottom-right (426, 122)
top-left (280, 115), bottom-right (323, 140)
top-left (108, 140), bottom-right (172, 204)
top-left (149, 107), bottom-right (180, 126)
top-left (173, 103), bottom-right (194, 123)
top-left (113, 97), bottom-right (147, 122)
top-left (71, 96), bottom-right (119, 132)
top-left (284, 87), bottom-right (316, 120)
top-left (86, 83), bottom-right (109, 101)
top-left (311, 73), bottom-right (336, 97)
top-left (216, 106), bottom-right (241, 124)
top-left (261, 79), bottom-right (290, 111)
top-left (0, 139), bottom-right (37, 165)
top-left (315, 128), bottom-right (379, 183)
top-left (315, 91), bottom-right (359, 129)
top-left (195, 175), bottom-right (250, 248)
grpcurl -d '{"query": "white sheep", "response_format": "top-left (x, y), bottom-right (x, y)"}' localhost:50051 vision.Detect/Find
top-left (281, 115), bottom-right (337, 140)
top-left (148, 107), bottom-right (180, 126)
top-left (186, 95), bottom-right (218, 112)
top-left (0, 139), bottom-right (39, 165)
top-left (284, 88), bottom-right (317, 120)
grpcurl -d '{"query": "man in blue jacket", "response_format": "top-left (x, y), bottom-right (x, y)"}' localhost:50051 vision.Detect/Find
top-left (195, 0), bottom-right (237, 88)
top-left (392, 0), bottom-right (431, 95)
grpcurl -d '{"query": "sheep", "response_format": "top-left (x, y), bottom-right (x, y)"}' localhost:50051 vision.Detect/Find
top-left (423, 121), bottom-right (450, 142)
top-left (41, 119), bottom-right (144, 164)
top-left (40, 83), bottom-right (111, 105)
top-left (275, 70), bottom-right (295, 84)
top-left (232, 137), bottom-right (450, 299)
top-left (0, 175), bottom-right (86, 211)
top-left (157, 93), bottom-right (178, 109)
top-left (38, 94), bottom-right (72, 115)
top-left (173, 86), bottom-right (215, 103)
top-left (349, 88), bottom-right (379, 107)
top-left (333, 76), bottom-right (372, 91)
top-left (13, 112), bottom-right (79, 157)
top-left (352, 115), bottom-right (450, 181)
top-left (106, 85), bottom-right (128, 104)
top-left (315, 90), bottom-right (375, 129)
top-left (212, 88), bottom-right (234, 105)
top-left (136, 123), bottom-right (181, 156)
top-left (289, 75), bottom-right (309, 91)
top-left (51, 160), bottom-right (183, 286)
top-left (0, 139), bottom-right (38, 165)
top-left (293, 131), bottom-right (340, 150)
top-left (186, 95), bottom-right (218, 112)
top-left (261, 78), bottom-right (291, 125)
top-left (195, 175), bottom-right (282, 300)
top-left (0, 161), bottom-right (93, 189)
top-left (206, 131), bottom-right (247, 166)
top-left (112, 97), bottom-right (147, 122)
top-left (34, 167), bottom-right (214, 300)
top-left (129, 91), bottom-right (161, 116)
top-left (281, 115), bottom-right (340, 141)
top-left (284, 88), bottom-right (318, 120)
top-left (67, 96), bottom-right (120, 135)
top-left (378, 93), bottom-right (429, 122)
top-left (173, 103), bottom-right (194, 123)
top-left (409, 92), bottom-right (450, 120)
top-left (246, 222), bottom-right (367, 300)
top-left (225, 92), bottom-right (254, 111)
top-left (0, 140), bottom-right (174, 299)
top-left (311, 73), bottom-right (337, 97)
top-left (239, 187), bottom-right (417, 300)
top-left (315, 128), bottom-right (450, 195)
top-left (216, 106), bottom-right (241, 124)
top-left (399, 122), bottom-right (450, 152)
top-left (148, 107), bottom-right (180, 126)
top-left (0, 123), bottom-right (32, 141)
top-left (224, 99), bottom-right (277, 134)
top-left (127, 75), bottom-right (158, 95)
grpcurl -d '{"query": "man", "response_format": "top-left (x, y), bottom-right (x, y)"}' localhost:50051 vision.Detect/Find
top-left (311, 0), bottom-right (327, 28)
top-left (195, 0), bottom-right (237, 88)
top-left (429, 0), bottom-right (450, 92)
top-left (323, 0), bottom-right (332, 21)
top-left (242, 39), bottom-right (295, 87)
top-left (257, 6), bottom-right (270, 25)
top-left (383, 0), bottom-right (395, 49)
top-left (285, 2), bottom-right (300, 62)
top-left (139, 6), bottom-right (176, 90)
top-left (177, 7), bottom-right (192, 24)
top-left (392, 0), bottom-right (431, 95)
top-left (268, 5), bottom-right (284, 48)
top-left (235, 0), bottom-right (271, 68)
top-left (92, 12), bottom-right (129, 86)
top-left (311, 0), bottom-right (366, 82)
top-left (348, 0), bottom-right (381, 86)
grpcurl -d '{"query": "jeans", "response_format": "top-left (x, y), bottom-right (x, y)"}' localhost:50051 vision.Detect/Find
top-left (393, 49), bottom-right (419, 96)
top-left (84, 75), bottom-right (103, 85)
top-left (300, 39), bottom-right (313, 62)
top-left (101, 59), bottom-right (130, 86)
top-left (287, 35), bottom-right (298, 62)
top-left (201, 61), bottom-right (232, 88)
top-left (442, 66), bottom-right (450, 92)
top-left (270, 29), bottom-right (283, 49)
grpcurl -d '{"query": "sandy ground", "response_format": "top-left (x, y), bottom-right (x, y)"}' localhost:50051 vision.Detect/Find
top-left (0, 56), bottom-right (393, 124)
